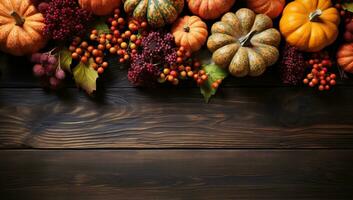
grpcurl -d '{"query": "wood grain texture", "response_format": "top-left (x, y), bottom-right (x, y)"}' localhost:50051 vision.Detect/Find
top-left (1, 150), bottom-right (353, 200)
top-left (1, 87), bottom-right (353, 149)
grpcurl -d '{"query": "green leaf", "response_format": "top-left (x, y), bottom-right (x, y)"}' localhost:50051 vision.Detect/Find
top-left (200, 64), bottom-right (229, 103)
top-left (91, 18), bottom-right (110, 35)
top-left (73, 59), bottom-right (99, 95)
top-left (59, 49), bottom-right (72, 73)
top-left (342, 2), bottom-right (353, 12)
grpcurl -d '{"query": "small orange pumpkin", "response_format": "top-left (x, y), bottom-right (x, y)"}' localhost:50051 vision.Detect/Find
top-left (246, 0), bottom-right (285, 19)
top-left (337, 43), bottom-right (353, 73)
top-left (280, 0), bottom-right (340, 52)
top-left (78, 0), bottom-right (122, 16)
top-left (0, 0), bottom-right (46, 56)
top-left (187, 0), bottom-right (236, 20)
top-left (171, 16), bottom-right (208, 53)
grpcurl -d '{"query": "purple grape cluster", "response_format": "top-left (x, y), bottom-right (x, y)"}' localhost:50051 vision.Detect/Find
top-left (31, 52), bottom-right (66, 89)
top-left (128, 31), bottom-right (177, 86)
top-left (279, 44), bottom-right (306, 85)
top-left (128, 53), bottom-right (160, 87)
top-left (43, 0), bottom-right (92, 41)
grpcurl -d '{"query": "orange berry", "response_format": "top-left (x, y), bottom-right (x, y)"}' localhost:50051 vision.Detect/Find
top-left (119, 58), bottom-right (125, 63)
top-left (179, 46), bottom-right (185, 52)
top-left (177, 57), bottom-right (183, 63)
top-left (81, 41), bottom-right (88, 48)
top-left (193, 74), bottom-right (199, 80)
top-left (124, 54), bottom-right (130, 60)
top-left (303, 78), bottom-right (309, 84)
top-left (199, 70), bottom-right (206, 75)
top-left (106, 43), bottom-right (112, 49)
top-left (325, 85), bottom-right (330, 90)
top-left (111, 20), bottom-right (118, 27)
top-left (92, 49), bottom-right (100, 57)
top-left (102, 62), bottom-right (109, 68)
top-left (91, 63), bottom-right (98, 70)
top-left (216, 79), bottom-right (222, 84)
top-left (185, 66), bottom-right (192, 72)
top-left (312, 78), bottom-right (318, 85)
top-left (87, 46), bottom-right (94, 52)
top-left (201, 74), bottom-right (208, 81)
top-left (211, 82), bottom-right (219, 89)
top-left (172, 78), bottom-right (179, 85)
top-left (91, 30), bottom-right (98, 35)
top-left (98, 44), bottom-right (105, 50)
top-left (117, 18), bottom-right (124, 24)
top-left (69, 45), bottom-right (76, 52)
top-left (167, 75), bottom-right (174, 82)
top-left (130, 35), bottom-right (137, 42)
top-left (121, 42), bottom-right (128, 49)
top-left (180, 71), bottom-right (187, 78)
top-left (71, 52), bottom-right (79, 59)
top-left (95, 57), bottom-right (103, 64)
top-left (330, 79), bottom-right (336, 85)
top-left (109, 47), bottom-right (117, 54)
top-left (187, 71), bottom-right (194, 77)
top-left (141, 21), bottom-right (148, 28)
top-left (130, 43), bottom-right (137, 49)
top-left (170, 70), bottom-right (178, 77)
top-left (185, 51), bottom-right (191, 58)
top-left (81, 56), bottom-right (88, 63)
top-left (330, 74), bottom-right (336, 79)
top-left (177, 50), bottom-right (183, 57)
top-left (125, 31), bottom-right (132, 38)
top-left (163, 68), bottom-right (170, 75)
top-left (84, 52), bottom-right (90, 57)
top-left (318, 85), bottom-right (324, 91)
top-left (97, 67), bottom-right (104, 74)
top-left (75, 48), bottom-right (83, 55)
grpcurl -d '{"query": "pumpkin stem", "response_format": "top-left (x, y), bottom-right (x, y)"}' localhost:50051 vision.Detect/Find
top-left (239, 30), bottom-right (257, 47)
top-left (10, 11), bottom-right (25, 26)
top-left (183, 26), bottom-right (190, 32)
top-left (309, 9), bottom-right (322, 21)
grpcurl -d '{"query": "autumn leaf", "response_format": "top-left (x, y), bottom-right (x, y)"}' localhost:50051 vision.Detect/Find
top-left (73, 59), bottom-right (98, 95)
top-left (200, 64), bottom-right (228, 103)
top-left (90, 18), bottom-right (110, 35)
top-left (342, 2), bottom-right (353, 13)
top-left (59, 49), bottom-right (72, 73)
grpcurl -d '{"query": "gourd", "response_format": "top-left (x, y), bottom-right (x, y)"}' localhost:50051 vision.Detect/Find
top-left (207, 8), bottom-right (281, 77)
top-left (0, 0), bottom-right (46, 56)
top-left (187, 0), bottom-right (236, 20)
top-left (280, 0), bottom-right (340, 52)
top-left (78, 0), bottom-right (122, 16)
top-left (337, 43), bottom-right (353, 73)
top-left (124, 0), bottom-right (184, 28)
top-left (246, 0), bottom-right (285, 19)
top-left (171, 16), bottom-right (208, 53)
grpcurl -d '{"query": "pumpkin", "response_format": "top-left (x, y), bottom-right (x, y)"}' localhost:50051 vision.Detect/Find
top-left (246, 0), bottom-right (285, 19)
top-left (124, 0), bottom-right (184, 28)
top-left (0, 0), bottom-right (46, 56)
top-left (280, 0), bottom-right (340, 52)
top-left (187, 0), bottom-right (236, 20)
top-left (171, 16), bottom-right (208, 53)
top-left (78, 0), bottom-right (122, 16)
top-left (337, 43), bottom-right (353, 73)
top-left (207, 8), bottom-right (281, 77)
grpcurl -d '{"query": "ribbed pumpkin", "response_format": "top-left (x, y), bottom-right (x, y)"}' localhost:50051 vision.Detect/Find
top-left (207, 8), bottom-right (281, 77)
top-left (280, 0), bottom-right (340, 52)
top-left (0, 0), bottom-right (46, 56)
top-left (78, 0), bottom-right (122, 16)
top-left (171, 16), bottom-right (208, 53)
top-left (187, 0), bottom-right (236, 20)
top-left (124, 0), bottom-right (184, 28)
top-left (246, 0), bottom-right (285, 19)
top-left (337, 43), bottom-right (353, 73)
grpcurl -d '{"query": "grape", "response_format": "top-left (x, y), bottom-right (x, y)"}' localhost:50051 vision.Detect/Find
top-left (49, 77), bottom-right (60, 88)
top-left (45, 64), bottom-right (56, 75)
top-left (48, 56), bottom-right (57, 65)
top-left (31, 53), bottom-right (42, 63)
top-left (55, 69), bottom-right (66, 80)
top-left (38, 2), bottom-right (49, 13)
top-left (40, 54), bottom-right (49, 63)
top-left (33, 64), bottom-right (45, 77)
top-left (346, 22), bottom-right (353, 32)
top-left (344, 31), bottom-right (353, 42)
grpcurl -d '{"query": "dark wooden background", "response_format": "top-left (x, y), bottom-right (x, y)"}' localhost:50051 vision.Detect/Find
top-left (1, 43), bottom-right (353, 200)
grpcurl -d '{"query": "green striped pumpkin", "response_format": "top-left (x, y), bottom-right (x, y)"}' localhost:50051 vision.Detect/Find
top-left (124, 0), bottom-right (184, 28)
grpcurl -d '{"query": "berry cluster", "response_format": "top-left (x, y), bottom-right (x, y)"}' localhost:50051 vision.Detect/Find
top-left (43, 0), bottom-right (92, 41)
top-left (69, 9), bottom-right (147, 74)
top-left (31, 51), bottom-right (66, 89)
top-left (303, 52), bottom-right (337, 91)
top-left (335, 1), bottom-right (353, 42)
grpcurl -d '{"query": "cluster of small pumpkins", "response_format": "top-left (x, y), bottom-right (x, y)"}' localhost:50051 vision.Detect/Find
top-left (0, 0), bottom-right (352, 76)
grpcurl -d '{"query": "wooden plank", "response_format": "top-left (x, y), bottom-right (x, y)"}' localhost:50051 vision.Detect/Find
top-left (2, 51), bottom-right (353, 88)
top-left (1, 87), bottom-right (353, 149)
top-left (0, 150), bottom-right (353, 199)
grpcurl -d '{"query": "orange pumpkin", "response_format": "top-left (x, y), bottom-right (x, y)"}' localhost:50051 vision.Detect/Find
top-left (246, 0), bottom-right (285, 19)
top-left (280, 0), bottom-right (340, 52)
top-left (78, 0), bottom-right (122, 16)
top-left (337, 43), bottom-right (353, 73)
top-left (187, 0), bottom-right (236, 20)
top-left (171, 16), bottom-right (208, 53)
top-left (0, 0), bottom-right (46, 56)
